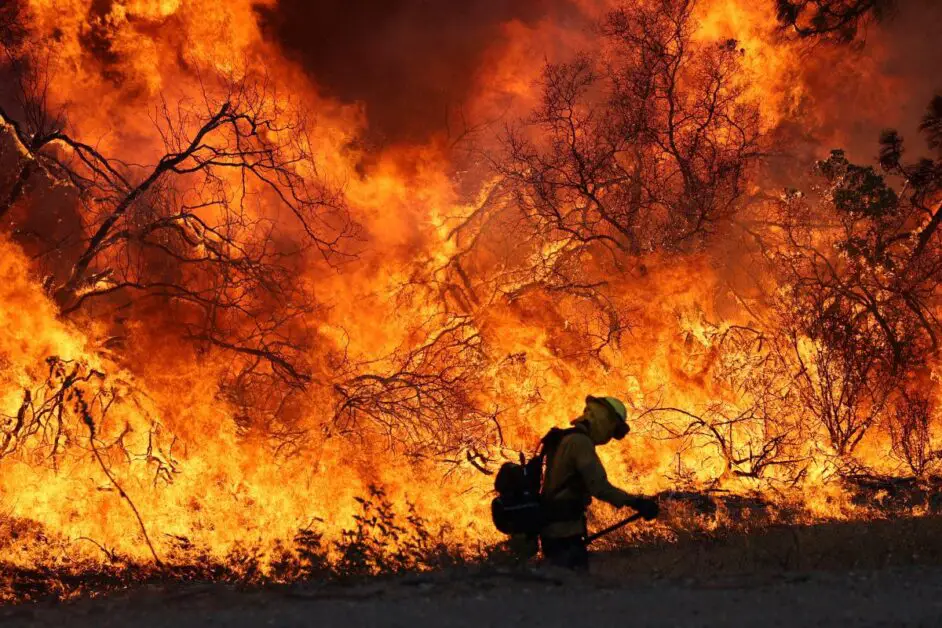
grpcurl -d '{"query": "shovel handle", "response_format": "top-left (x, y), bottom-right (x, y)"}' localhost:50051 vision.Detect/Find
top-left (584, 512), bottom-right (644, 545)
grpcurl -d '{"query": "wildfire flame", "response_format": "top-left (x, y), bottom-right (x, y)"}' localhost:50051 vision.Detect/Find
top-left (0, 0), bottom-right (940, 599)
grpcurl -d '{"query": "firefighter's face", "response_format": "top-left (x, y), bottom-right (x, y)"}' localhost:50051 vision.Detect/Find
top-left (583, 402), bottom-right (617, 445)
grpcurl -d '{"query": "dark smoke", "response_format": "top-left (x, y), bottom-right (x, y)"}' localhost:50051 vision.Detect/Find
top-left (254, 0), bottom-right (568, 144)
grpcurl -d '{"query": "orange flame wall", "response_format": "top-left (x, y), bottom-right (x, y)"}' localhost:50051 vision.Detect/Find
top-left (1, 0), bottom-right (940, 569)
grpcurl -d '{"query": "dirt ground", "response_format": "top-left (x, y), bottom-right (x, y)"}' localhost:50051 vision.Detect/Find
top-left (3, 564), bottom-right (942, 628)
top-left (5, 516), bottom-right (942, 627)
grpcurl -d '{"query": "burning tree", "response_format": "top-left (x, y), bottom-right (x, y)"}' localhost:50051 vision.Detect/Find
top-left (0, 15), bottom-right (358, 441)
top-left (637, 94), bottom-right (942, 483)
top-left (759, 96), bottom-right (942, 463)
top-left (496, 0), bottom-right (761, 262)
top-left (431, 0), bottom-right (765, 469)
top-left (775, 0), bottom-right (897, 41)
top-left (439, 0), bottom-right (762, 379)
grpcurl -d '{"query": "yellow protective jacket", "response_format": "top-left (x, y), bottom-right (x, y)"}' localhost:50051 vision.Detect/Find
top-left (541, 421), bottom-right (633, 539)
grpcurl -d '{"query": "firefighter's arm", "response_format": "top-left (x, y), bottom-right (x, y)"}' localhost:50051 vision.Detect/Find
top-left (569, 436), bottom-right (635, 507)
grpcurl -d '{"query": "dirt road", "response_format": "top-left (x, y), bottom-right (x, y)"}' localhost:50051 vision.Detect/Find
top-left (4, 563), bottom-right (942, 628)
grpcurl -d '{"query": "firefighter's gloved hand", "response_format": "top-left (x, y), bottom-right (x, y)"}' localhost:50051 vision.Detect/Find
top-left (629, 497), bottom-right (659, 520)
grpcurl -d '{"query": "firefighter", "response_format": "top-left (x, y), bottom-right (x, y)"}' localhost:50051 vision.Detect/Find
top-left (540, 395), bottom-right (659, 569)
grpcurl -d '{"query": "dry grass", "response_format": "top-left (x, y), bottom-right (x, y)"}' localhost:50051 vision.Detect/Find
top-left (595, 515), bottom-right (942, 581)
top-left (6, 484), bottom-right (942, 604)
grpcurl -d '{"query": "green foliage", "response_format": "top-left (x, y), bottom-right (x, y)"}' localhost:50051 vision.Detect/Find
top-left (815, 150), bottom-right (898, 219)
top-left (882, 98), bottom-right (942, 198)
top-left (775, 0), bottom-right (894, 42)
top-left (772, 96), bottom-right (942, 461)
top-left (920, 95), bottom-right (942, 155)
top-left (878, 130), bottom-right (903, 170)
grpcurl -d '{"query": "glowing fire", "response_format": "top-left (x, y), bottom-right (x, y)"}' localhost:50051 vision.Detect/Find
top-left (0, 0), bottom-right (939, 597)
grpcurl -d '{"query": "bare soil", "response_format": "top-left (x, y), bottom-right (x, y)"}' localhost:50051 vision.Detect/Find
top-left (4, 564), bottom-right (942, 627)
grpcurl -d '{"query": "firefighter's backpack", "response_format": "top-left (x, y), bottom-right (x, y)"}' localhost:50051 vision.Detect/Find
top-left (490, 427), bottom-right (578, 535)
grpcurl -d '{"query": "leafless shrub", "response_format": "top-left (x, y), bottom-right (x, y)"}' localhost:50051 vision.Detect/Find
top-left (646, 325), bottom-right (808, 486)
top-left (332, 315), bottom-right (502, 461)
top-left (889, 391), bottom-right (941, 478)
top-left (333, 485), bottom-right (465, 578)
top-left (0, 357), bottom-right (177, 480)
top-left (0, 356), bottom-right (169, 563)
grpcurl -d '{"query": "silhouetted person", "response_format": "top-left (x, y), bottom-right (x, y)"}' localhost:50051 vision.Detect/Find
top-left (540, 396), bottom-right (658, 570)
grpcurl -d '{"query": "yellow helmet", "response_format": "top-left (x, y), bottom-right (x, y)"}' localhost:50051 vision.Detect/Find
top-left (586, 395), bottom-right (630, 439)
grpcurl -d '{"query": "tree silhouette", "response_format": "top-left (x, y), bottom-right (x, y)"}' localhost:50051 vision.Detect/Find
top-left (775, 0), bottom-right (896, 41)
